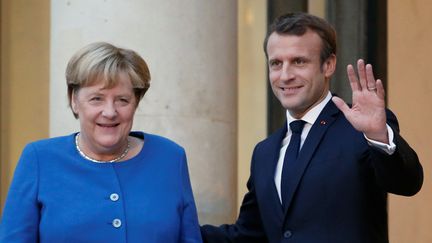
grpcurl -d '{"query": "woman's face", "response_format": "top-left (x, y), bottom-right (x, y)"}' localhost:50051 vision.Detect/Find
top-left (72, 72), bottom-right (137, 154)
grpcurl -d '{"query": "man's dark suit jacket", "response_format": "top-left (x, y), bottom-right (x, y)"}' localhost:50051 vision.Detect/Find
top-left (201, 101), bottom-right (423, 243)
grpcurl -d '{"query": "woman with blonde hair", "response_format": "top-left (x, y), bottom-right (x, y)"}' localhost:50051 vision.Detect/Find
top-left (0, 42), bottom-right (202, 243)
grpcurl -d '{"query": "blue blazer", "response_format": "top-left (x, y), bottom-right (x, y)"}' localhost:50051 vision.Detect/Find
top-left (202, 101), bottom-right (423, 243)
top-left (0, 132), bottom-right (203, 243)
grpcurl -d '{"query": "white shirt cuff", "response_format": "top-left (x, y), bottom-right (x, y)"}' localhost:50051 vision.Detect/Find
top-left (364, 124), bottom-right (396, 155)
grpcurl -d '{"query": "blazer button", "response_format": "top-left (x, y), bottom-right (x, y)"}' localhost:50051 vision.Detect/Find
top-left (283, 230), bottom-right (292, 238)
top-left (110, 193), bottom-right (119, 202)
top-left (112, 218), bottom-right (122, 228)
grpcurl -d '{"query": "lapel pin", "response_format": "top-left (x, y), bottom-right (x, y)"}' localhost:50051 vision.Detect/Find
top-left (320, 120), bottom-right (326, 125)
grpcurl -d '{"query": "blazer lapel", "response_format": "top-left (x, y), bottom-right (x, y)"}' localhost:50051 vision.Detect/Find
top-left (282, 101), bottom-right (340, 218)
top-left (258, 124), bottom-right (287, 220)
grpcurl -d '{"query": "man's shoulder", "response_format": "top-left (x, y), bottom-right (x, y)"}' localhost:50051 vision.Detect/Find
top-left (254, 125), bottom-right (286, 152)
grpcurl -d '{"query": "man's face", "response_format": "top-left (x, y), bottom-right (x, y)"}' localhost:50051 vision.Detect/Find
top-left (267, 30), bottom-right (335, 118)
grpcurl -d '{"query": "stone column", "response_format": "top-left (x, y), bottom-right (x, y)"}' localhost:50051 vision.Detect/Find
top-left (50, 0), bottom-right (237, 224)
top-left (327, 0), bottom-right (368, 103)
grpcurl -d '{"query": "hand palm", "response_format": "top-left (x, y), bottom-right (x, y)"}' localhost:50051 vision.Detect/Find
top-left (332, 59), bottom-right (388, 143)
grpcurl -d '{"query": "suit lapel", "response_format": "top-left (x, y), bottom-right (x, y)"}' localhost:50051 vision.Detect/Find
top-left (282, 101), bottom-right (340, 218)
top-left (258, 124), bottom-right (287, 220)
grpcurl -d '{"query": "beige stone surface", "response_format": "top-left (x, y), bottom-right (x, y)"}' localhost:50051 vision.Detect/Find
top-left (50, 0), bottom-right (238, 224)
top-left (388, 1), bottom-right (432, 242)
top-left (0, 0), bottom-right (50, 210)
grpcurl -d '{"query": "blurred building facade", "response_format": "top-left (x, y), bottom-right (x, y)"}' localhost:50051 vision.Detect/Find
top-left (1, 0), bottom-right (431, 242)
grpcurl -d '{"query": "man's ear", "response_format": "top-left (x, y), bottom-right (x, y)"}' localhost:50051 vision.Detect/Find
top-left (323, 54), bottom-right (336, 79)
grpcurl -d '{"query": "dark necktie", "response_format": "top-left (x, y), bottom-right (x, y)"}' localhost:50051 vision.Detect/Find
top-left (281, 120), bottom-right (306, 209)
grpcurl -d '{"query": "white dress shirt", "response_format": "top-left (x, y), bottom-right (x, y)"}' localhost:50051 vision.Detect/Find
top-left (274, 92), bottom-right (396, 203)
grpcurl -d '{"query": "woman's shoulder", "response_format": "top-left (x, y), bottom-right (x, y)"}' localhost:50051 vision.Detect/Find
top-left (132, 131), bottom-right (185, 153)
top-left (15, 134), bottom-right (76, 165)
top-left (28, 133), bottom-right (74, 145)
top-left (25, 134), bottom-right (75, 151)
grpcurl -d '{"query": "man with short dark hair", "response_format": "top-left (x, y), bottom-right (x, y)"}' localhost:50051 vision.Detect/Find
top-left (201, 12), bottom-right (423, 243)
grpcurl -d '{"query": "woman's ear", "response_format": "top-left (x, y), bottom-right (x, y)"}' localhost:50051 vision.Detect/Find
top-left (71, 91), bottom-right (78, 114)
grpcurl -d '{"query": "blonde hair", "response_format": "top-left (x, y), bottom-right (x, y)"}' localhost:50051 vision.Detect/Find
top-left (66, 42), bottom-right (151, 118)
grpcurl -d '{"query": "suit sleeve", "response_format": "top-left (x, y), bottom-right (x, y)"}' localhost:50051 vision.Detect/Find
top-left (180, 150), bottom-right (203, 243)
top-left (201, 146), bottom-right (268, 243)
top-left (370, 109), bottom-right (423, 196)
top-left (0, 144), bottom-right (40, 242)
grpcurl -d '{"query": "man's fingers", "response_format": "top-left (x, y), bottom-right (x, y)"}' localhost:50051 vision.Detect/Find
top-left (332, 96), bottom-right (350, 115)
top-left (357, 59), bottom-right (367, 90)
top-left (347, 65), bottom-right (360, 92)
top-left (365, 64), bottom-right (377, 90)
top-left (376, 79), bottom-right (385, 99)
